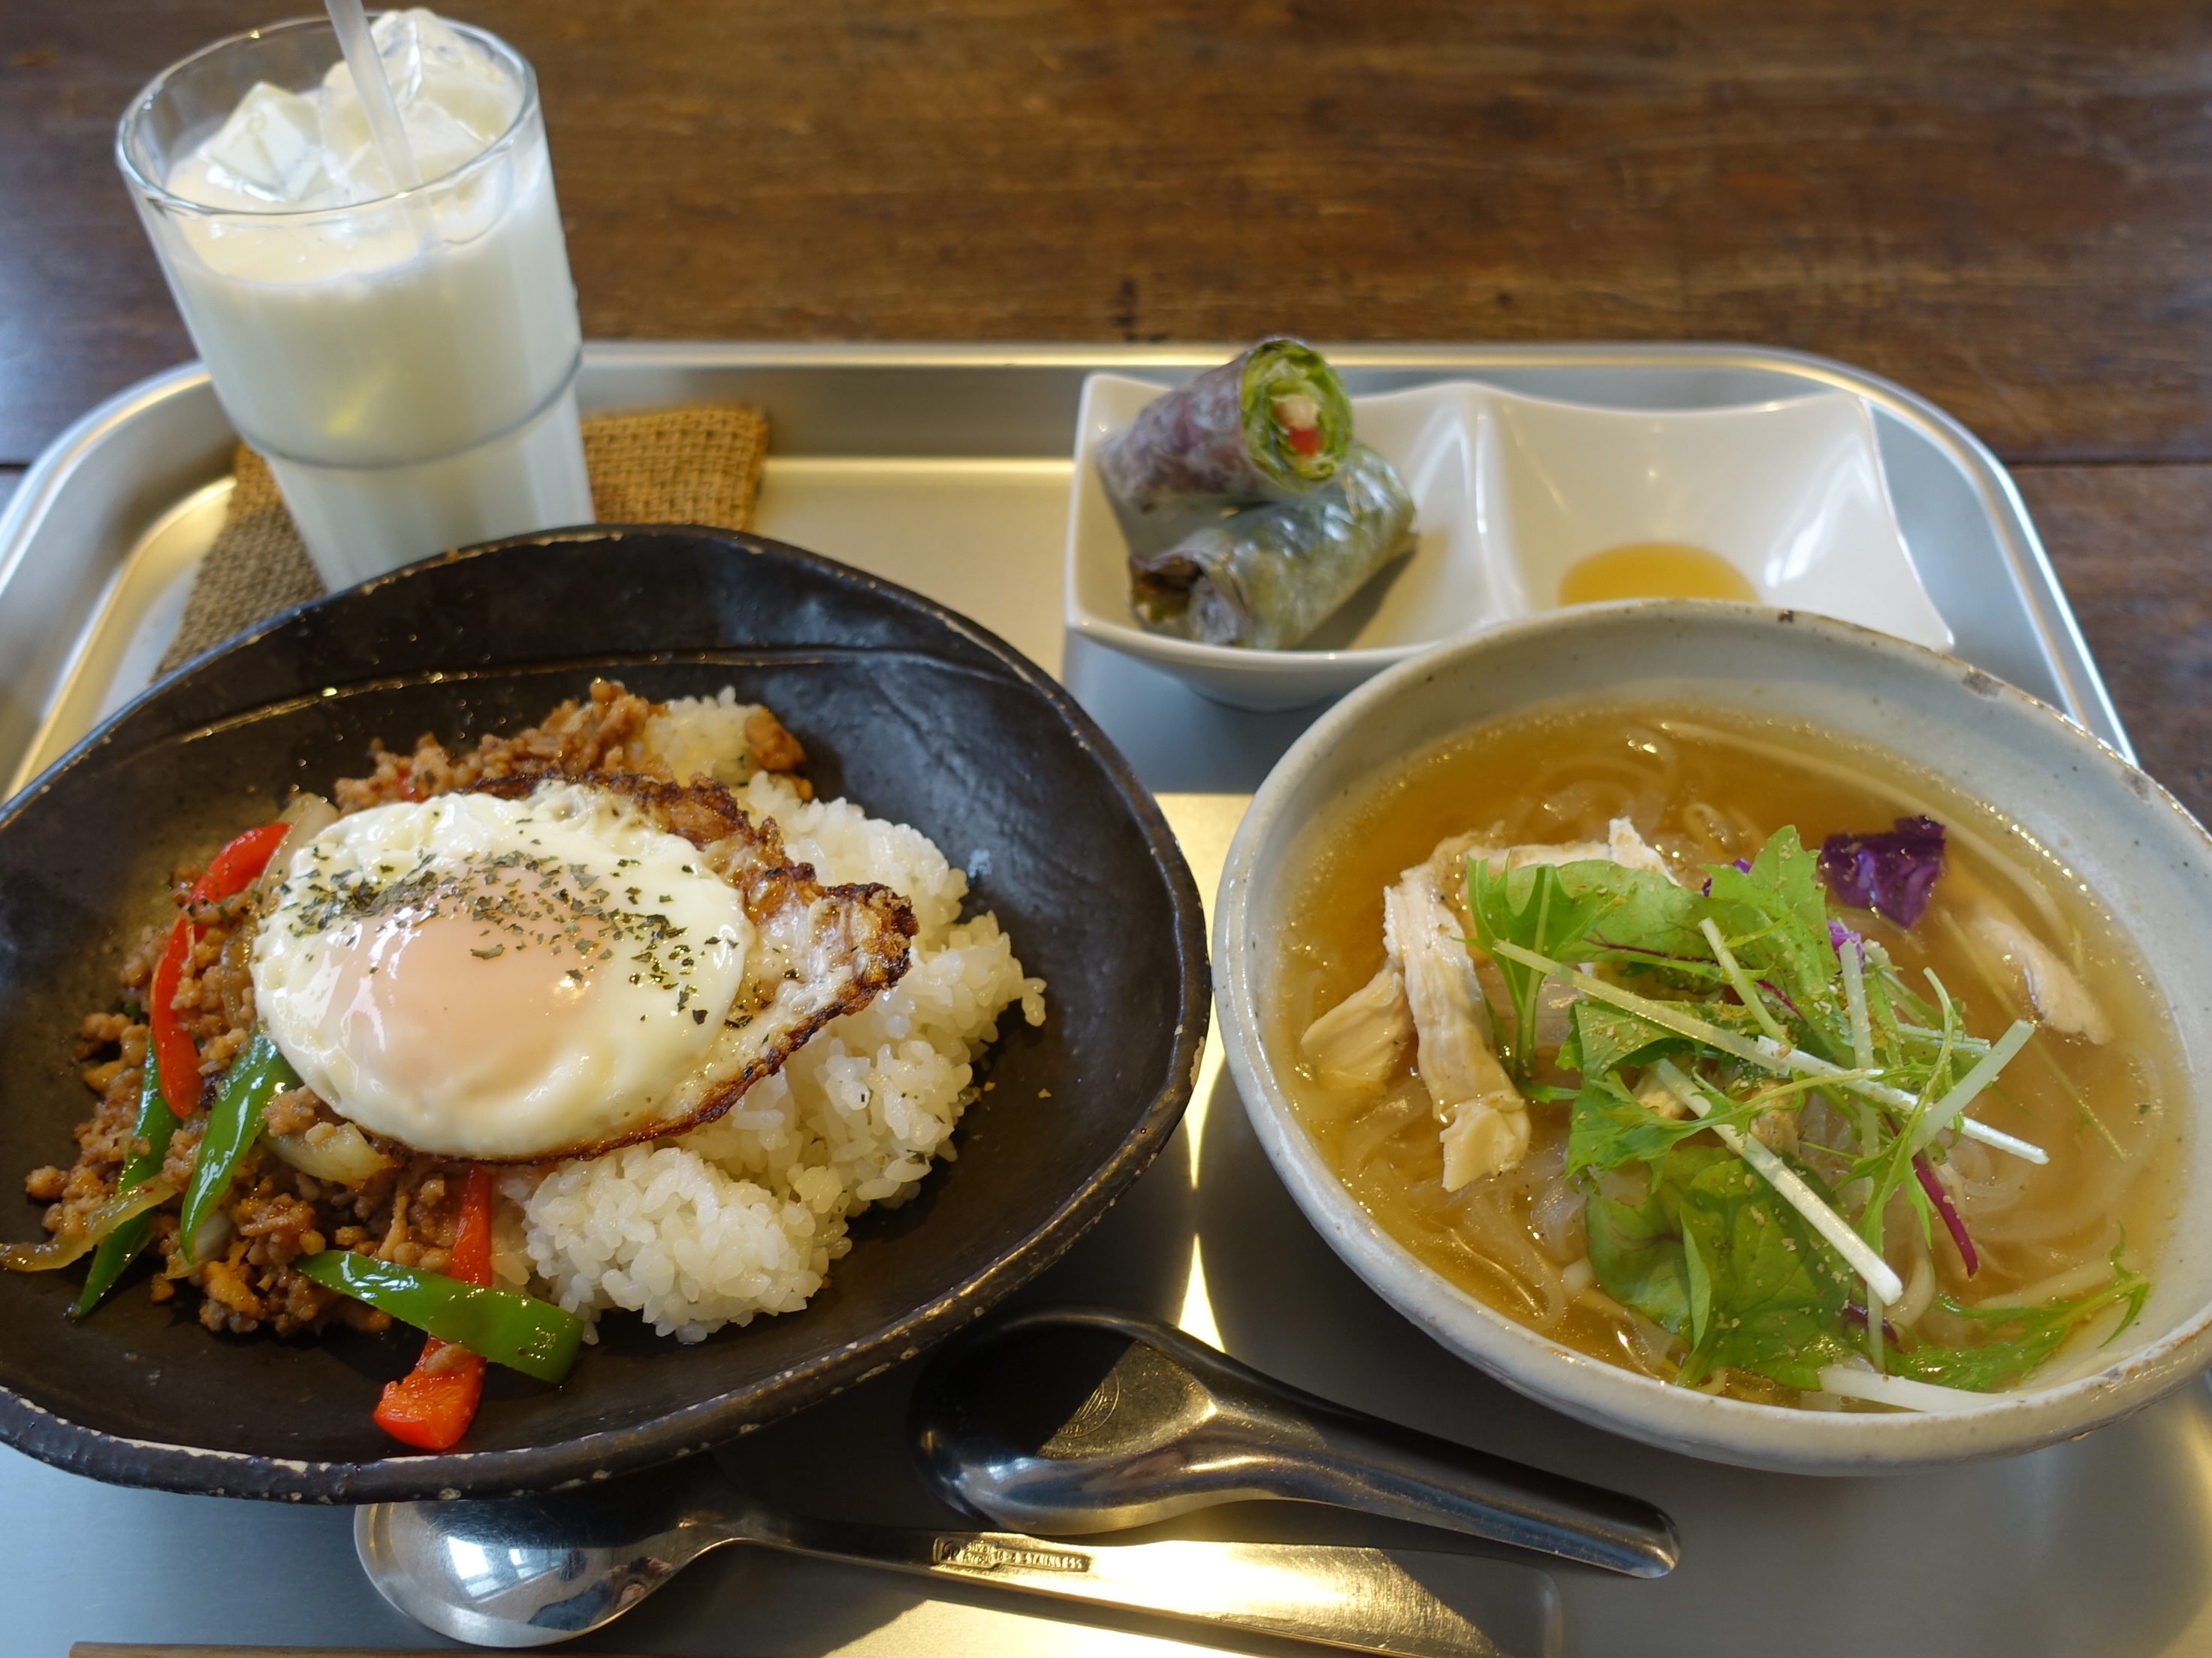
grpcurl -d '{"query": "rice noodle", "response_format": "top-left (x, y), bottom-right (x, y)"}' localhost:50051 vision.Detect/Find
top-left (1952, 1135), bottom-right (2031, 1219)
top-left (1891, 1231), bottom-right (1936, 1328)
top-left (1969, 1147), bottom-right (2141, 1245)
top-left (1339, 1083), bottom-right (1429, 1171)
top-left (1528, 1175), bottom-right (1587, 1262)
top-left (1450, 1184), bottom-right (1571, 1330)
top-left (1682, 799), bottom-right (1738, 856)
top-left (1975, 1251), bottom-right (2120, 1310)
top-left (1622, 724), bottom-right (1681, 787)
top-left (1532, 778), bottom-right (1634, 832)
top-left (1516, 746), bottom-right (1672, 842)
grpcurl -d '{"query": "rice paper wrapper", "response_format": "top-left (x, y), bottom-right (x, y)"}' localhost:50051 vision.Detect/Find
top-left (1096, 337), bottom-right (1353, 552)
top-left (1128, 443), bottom-right (1415, 650)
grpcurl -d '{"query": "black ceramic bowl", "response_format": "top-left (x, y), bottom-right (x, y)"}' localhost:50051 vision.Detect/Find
top-left (0, 527), bottom-right (1206, 1502)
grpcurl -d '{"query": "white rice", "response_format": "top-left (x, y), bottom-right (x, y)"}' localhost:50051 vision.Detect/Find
top-left (494, 695), bottom-right (1047, 1342)
top-left (635, 685), bottom-right (765, 790)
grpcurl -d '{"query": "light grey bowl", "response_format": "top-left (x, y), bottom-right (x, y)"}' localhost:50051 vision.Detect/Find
top-left (1213, 602), bottom-right (2212, 1475)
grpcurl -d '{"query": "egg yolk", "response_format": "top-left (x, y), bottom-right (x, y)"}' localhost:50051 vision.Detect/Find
top-left (321, 890), bottom-right (623, 1116)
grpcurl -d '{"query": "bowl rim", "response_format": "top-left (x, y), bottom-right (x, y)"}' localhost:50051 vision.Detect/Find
top-left (1213, 598), bottom-right (2212, 1474)
top-left (0, 524), bottom-right (1212, 1502)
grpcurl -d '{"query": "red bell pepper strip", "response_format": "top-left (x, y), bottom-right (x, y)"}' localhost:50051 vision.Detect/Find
top-left (195, 822), bottom-right (292, 903)
top-left (372, 1165), bottom-right (495, 1451)
top-left (149, 822), bottom-right (293, 1117)
top-left (147, 922), bottom-right (200, 1121)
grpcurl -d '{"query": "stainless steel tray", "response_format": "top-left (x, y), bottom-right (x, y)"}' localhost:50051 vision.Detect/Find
top-left (5, 343), bottom-right (2201, 1658)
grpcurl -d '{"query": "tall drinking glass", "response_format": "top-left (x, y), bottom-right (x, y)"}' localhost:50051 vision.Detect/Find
top-left (116, 16), bottom-right (595, 588)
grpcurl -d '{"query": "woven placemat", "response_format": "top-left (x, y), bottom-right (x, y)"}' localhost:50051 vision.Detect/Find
top-left (158, 403), bottom-right (769, 672)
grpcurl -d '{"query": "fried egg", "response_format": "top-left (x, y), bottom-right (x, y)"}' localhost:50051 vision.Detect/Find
top-left (252, 783), bottom-right (754, 1160)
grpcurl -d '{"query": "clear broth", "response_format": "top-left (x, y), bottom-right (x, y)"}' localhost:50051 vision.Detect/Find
top-left (1272, 704), bottom-right (2185, 1404)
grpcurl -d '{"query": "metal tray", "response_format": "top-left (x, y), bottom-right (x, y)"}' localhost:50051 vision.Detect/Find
top-left (5, 343), bottom-right (2203, 1658)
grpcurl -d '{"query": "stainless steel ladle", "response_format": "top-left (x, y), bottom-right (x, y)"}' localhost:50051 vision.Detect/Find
top-left (909, 1306), bottom-right (1678, 1578)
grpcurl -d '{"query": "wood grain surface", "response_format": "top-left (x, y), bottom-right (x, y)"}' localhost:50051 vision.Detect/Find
top-left (8, 0), bottom-right (2212, 462)
top-left (2017, 464), bottom-right (2212, 815)
top-left (0, 1), bottom-right (2204, 807)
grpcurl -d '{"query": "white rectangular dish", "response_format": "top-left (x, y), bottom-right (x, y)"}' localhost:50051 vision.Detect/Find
top-left (2, 342), bottom-right (2200, 1658)
top-left (1067, 373), bottom-right (1950, 711)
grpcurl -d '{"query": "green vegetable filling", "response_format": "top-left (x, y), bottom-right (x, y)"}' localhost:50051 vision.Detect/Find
top-left (1240, 340), bottom-right (1352, 486)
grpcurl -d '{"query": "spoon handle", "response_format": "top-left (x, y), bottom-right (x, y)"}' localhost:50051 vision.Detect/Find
top-left (1275, 1396), bottom-right (1676, 1579)
top-left (768, 1515), bottom-right (1557, 1658)
top-left (1014, 1310), bottom-right (1677, 1579)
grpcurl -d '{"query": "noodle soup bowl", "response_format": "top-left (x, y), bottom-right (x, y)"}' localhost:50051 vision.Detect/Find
top-left (1215, 601), bottom-right (2212, 1475)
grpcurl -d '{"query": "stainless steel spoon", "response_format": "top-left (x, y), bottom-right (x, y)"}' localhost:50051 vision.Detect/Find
top-left (354, 1452), bottom-right (1559, 1655)
top-left (910, 1306), bottom-right (1678, 1578)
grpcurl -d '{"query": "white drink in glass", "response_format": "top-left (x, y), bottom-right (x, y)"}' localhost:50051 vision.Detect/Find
top-left (118, 10), bottom-right (594, 589)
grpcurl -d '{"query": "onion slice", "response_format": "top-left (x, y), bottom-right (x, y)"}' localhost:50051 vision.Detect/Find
top-left (4, 1180), bottom-right (180, 1273)
top-left (249, 793), bottom-right (337, 907)
top-left (263, 1122), bottom-right (393, 1184)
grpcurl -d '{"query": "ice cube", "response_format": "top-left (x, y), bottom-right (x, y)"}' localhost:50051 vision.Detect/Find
top-left (391, 8), bottom-right (521, 145)
top-left (199, 80), bottom-right (327, 204)
top-left (321, 8), bottom-right (521, 196)
top-left (400, 99), bottom-right (499, 182)
top-left (369, 8), bottom-right (487, 105)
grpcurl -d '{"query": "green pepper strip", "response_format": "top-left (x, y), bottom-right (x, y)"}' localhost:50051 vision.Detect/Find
top-left (74, 1063), bottom-right (183, 1315)
top-left (178, 1032), bottom-right (299, 1263)
top-left (296, 1251), bottom-right (584, 1384)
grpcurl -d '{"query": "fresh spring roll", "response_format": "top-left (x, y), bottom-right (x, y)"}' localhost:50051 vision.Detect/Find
top-left (1097, 337), bottom-right (1354, 550)
top-left (1128, 443), bottom-right (1415, 650)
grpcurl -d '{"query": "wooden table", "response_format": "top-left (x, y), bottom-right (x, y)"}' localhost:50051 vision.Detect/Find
top-left (0, 0), bottom-right (2203, 814)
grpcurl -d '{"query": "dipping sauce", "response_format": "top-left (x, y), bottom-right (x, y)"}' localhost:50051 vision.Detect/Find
top-left (1558, 542), bottom-right (1755, 606)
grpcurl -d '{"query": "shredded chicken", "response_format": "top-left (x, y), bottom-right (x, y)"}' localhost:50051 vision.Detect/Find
top-left (1964, 904), bottom-right (2112, 1044)
top-left (1301, 816), bottom-right (1681, 1191)
top-left (1457, 816), bottom-right (1675, 882)
top-left (1384, 872), bottom-right (1529, 1189)
top-left (1749, 1107), bottom-right (1800, 1157)
top-left (1299, 965), bottom-right (1413, 1089)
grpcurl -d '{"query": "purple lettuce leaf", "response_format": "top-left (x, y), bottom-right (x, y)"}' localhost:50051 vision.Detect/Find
top-left (1817, 816), bottom-right (1946, 928)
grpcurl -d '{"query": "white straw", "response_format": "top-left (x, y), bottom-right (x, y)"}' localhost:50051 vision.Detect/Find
top-left (327, 0), bottom-right (421, 191)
